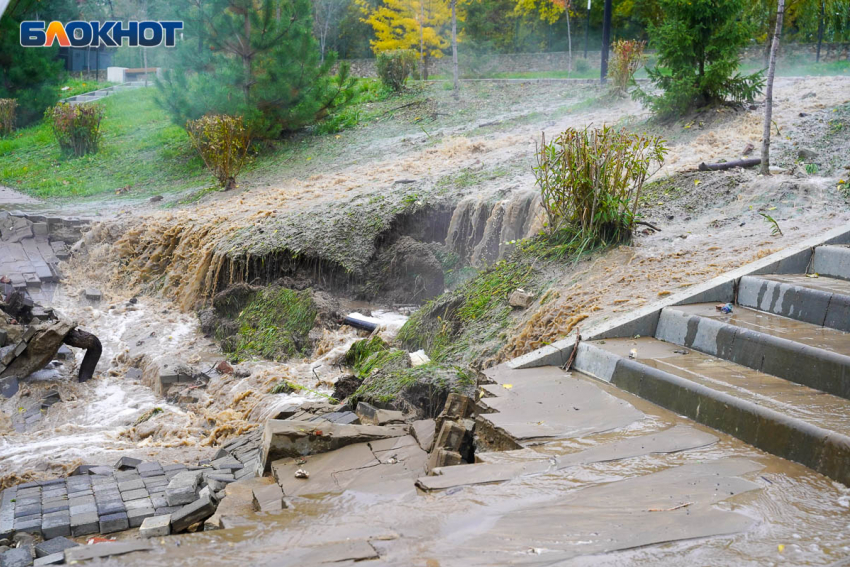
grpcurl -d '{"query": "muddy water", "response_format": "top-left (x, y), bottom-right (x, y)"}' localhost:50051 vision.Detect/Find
top-left (0, 281), bottom-right (407, 486)
top-left (95, 373), bottom-right (850, 566)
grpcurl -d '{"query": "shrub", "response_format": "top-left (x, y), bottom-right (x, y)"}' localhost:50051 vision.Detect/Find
top-left (532, 126), bottom-right (666, 257)
top-left (574, 58), bottom-right (591, 74)
top-left (608, 40), bottom-right (646, 97)
top-left (0, 99), bottom-right (16, 135)
top-left (185, 115), bottom-right (251, 190)
top-left (376, 50), bottom-right (418, 91)
top-left (47, 103), bottom-right (104, 157)
top-left (636, 0), bottom-right (764, 118)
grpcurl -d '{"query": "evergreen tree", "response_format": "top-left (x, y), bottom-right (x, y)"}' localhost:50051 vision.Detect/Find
top-left (637, 0), bottom-right (764, 118)
top-left (156, 0), bottom-right (355, 139)
top-left (0, 0), bottom-right (69, 126)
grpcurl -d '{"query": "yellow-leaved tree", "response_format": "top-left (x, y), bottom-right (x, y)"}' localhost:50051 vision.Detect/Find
top-left (359, 0), bottom-right (453, 79)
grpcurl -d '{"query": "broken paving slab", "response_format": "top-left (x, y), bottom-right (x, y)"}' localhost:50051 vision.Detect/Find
top-left (476, 366), bottom-right (644, 443)
top-left (64, 541), bottom-right (152, 563)
top-left (261, 420), bottom-right (408, 471)
top-left (556, 425), bottom-right (718, 469)
top-left (272, 442), bottom-right (380, 497)
top-left (462, 458), bottom-right (763, 564)
top-left (416, 460), bottom-right (552, 492)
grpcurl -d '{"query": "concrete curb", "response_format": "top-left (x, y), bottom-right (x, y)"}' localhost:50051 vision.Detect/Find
top-left (657, 306), bottom-right (850, 399)
top-left (509, 224), bottom-right (850, 370)
top-left (738, 275), bottom-right (850, 333)
top-left (812, 245), bottom-right (850, 281)
top-left (574, 343), bottom-right (850, 487)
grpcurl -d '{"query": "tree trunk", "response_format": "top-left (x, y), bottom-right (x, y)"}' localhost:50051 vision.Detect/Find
top-left (760, 0), bottom-right (785, 176)
top-left (566, 5), bottom-right (572, 73)
top-left (451, 0), bottom-right (459, 96)
top-left (600, 0), bottom-right (612, 83)
top-left (243, 10), bottom-right (252, 98)
top-left (419, 1), bottom-right (425, 81)
top-left (816, 0), bottom-right (825, 63)
top-left (584, 0), bottom-right (590, 58)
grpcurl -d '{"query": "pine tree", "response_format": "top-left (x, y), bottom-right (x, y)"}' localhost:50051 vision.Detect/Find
top-left (638, 0), bottom-right (765, 118)
top-left (156, 0), bottom-right (355, 139)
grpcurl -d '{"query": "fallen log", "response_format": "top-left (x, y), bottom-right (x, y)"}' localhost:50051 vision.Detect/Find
top-left (63, 329), bottom-right (102, 382)
top-left (698, 158), bottom-right (761, 171)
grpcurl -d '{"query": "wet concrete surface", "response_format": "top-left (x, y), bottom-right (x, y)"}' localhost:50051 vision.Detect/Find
top-left (672, 302), bottom-right (850, 357)
top-left (593, 336), bottom-right (850, 435)
top-left (758, 273), bottom-right (850, 295)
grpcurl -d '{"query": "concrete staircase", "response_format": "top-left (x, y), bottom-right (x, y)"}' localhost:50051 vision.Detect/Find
top-left (571, 243), bottom-right (850, 485)
top-left (61, 82), bottom-right (147, 106)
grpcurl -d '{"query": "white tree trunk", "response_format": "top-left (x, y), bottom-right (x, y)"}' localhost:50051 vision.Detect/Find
top-left (451, 0), bottom-right (458, 96)
top-left (760, 0), bottom-right (785, 176)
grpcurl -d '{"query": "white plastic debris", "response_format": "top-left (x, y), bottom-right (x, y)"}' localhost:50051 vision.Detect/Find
top-left (294, 469), bottom-right (310, 479)
top-left (409, 349), bottom-right (431, 367)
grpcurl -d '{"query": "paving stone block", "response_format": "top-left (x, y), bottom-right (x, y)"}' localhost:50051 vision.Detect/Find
top-left (161, 464), bottom-right (186, 473)
top-left (252, 484), bottom-right (284, 513)
top-left (14, 505), bottom-right (41, 519)
top-left (34, 552), bottom-right (65, 566)
top-left (96, 500), bottom-right (125, 516)
top-left (40, 489), bottom-right (66, 500)
top-left (40, 503), bottom-right (68, 516)
top-left (139, 515), bottom-right (170, 538)
top-left (150, 495), bottom-right (168, 510)
top-left (154, 506), bottom-right (181, 516)
top-left (40, 512), bottom-right (71, 539)
top-left (34, 536), bottom-right (77, 558)
top-left (17, 488), bottom-right (41, 498)
top-left (118, 479), bottom-right (145, 492)
top-left (113, 471), bottom-right (141, 482)
top-left (14, 514), bottom-right (42, 535)
top-left (165, 471), bottom-right (202, 506)
top-left (121, 489), bottom-right (149, 502)
top-left (170, 496), bottom-right (217, 533)
top-left (99, 512), bottom-right (129, 534)
top-left (0, 547), bottom-right (33, 567)
top-left (142, 476), bottom-right (168, 488)
top-left (136, 462), bottom-right (162, 475)
top-left (127, 507), bottom-right (154, 528)
top-left (114, 457), bottom-right (142, 471)
top-left (88, 467), bottom-right (113, 477)
top-left (67, 495), bottom-right (94, 508)
top-left (92, 482), bottom-right (119, 493)
top-left (124, 498), bottom-right (152, 512)
top-left (36, 479), bottom-right (64, 489)
top-left (70, 512), bottom-right (99, 536)
top-left (69, 502), bottom-right (96, 516)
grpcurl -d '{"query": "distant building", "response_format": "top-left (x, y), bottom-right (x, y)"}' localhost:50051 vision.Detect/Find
top-left (58, 47), bottom-right (115, 73)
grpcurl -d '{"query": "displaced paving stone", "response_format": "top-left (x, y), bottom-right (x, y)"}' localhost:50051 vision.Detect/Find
top-left (252, 485), bottom-right (285, 513)
top-left (428, 449), bottom-right (463, 471)
top-left (99, 512), bottom-right (129, 534)
top-left (33, 552), bottom-right (64, 566)
top-left (139, 515), bottom-right (170, 538)
top-left (0, 547), bottom-right (32, 567)
top-left (115, 457), bottom-right (142, 471)
top-left (355, 402), bottom-right (405, 426)
top-left (118, 479), bottom-right (145, 493)
top-left (84, 289), bottom-right (102, 301)
top-left (165, 471), bottom-right (202, 506)
top-left (261, 420), bottom-right (408, 470)
top-left (170, 496), bottom-right (217, 533)
top-left (127, 508), bottom-right (155, 528)
top-left (64, 541), bottom-right (151, 563)
top-left (14, 516), bottom-right (42, 536)
top-left (34, 536), bottom-right (76, 558)
top-left (410, 419), bottom-right (436, 453)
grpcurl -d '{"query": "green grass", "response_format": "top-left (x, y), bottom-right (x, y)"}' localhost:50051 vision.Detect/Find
top-left (224, 287), bottom-right (317, 362)
top-left (59, 77), bottom-right (115, 98)
top-left (0, 87), bottom-right (203, 199)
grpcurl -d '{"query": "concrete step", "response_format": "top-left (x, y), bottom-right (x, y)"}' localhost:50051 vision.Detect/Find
top-left (593, 337), bottom-right (850, 435)
top-left (812, 244), bottom-right (850, 280)
top-left (738, 274), bottom-right (850, 332)
top-left (572, 340), bottom-right (850, 486)
top-left (656, 303), bottom-right (850, 399)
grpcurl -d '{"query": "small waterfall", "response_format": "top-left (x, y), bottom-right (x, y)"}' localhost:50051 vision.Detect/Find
top-left (445, 190), bottom-right (543, 267)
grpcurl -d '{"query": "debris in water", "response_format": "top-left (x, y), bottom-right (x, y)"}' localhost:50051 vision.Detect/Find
top-left (409, 349), bottom-right (430, 367)
top-left (294, 469), bottom-right (309, 479)
top-left (715, 303), bottom-right (734, 314)
top-left (629, 349), bottom-right (637, 359)
top-left (648, 502), bottom-right (693, 512)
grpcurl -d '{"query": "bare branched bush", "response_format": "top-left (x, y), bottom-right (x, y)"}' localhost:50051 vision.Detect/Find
top-left (47, 103), bottom-right (104, 157)
top-left (532, 125), bottom-right (666, 258)
top-left (608, 40), bottom-right (646, 97)
top-left (376, 50), bottom-right (418, 92)
top-left (0, 99), bottom-right (16, 135)
top-left (186, 115), bottom-right (251, 190)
